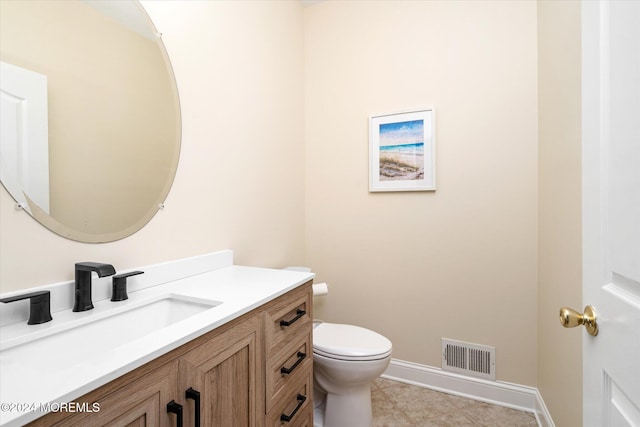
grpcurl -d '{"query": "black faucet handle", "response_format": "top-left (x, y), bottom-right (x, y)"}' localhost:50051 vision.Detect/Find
top-left (111, 271), bottom-right (144, 302)
top-left (0, 291), bottom-right (53, 325)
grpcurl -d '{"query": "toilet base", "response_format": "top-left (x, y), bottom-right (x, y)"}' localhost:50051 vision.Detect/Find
top-left (313, 385), bottom-right (326, 427)
top-left (311, 322), bottom-right (392, 427)
top-left (313, 384), bottom-right (373, 427)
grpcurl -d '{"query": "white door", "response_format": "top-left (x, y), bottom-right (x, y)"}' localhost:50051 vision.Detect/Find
top-left (0, 61), bottom-right (50, 214)
top-left (582, 1), bottom-right (640, 426)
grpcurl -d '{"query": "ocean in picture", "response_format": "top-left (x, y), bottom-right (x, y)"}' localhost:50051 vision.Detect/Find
top-left (380, 142), bottom-right (425, 155)
top-left (379, 119), bottom-right (425, 181)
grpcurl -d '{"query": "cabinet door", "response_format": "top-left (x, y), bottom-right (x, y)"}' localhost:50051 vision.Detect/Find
top-left (179, 315), bottom-right (261, 427)
top-left (40, 362), bottom-right (177, 427)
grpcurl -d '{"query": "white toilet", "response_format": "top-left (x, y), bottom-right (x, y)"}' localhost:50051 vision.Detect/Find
top-left (312, 322), bottom-right (392, 427)
top-left (282, 267), bottom-right (392, 427)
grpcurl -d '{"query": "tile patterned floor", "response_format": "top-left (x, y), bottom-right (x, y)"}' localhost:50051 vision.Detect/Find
top-left (371, 378), bottom-right (538, 427)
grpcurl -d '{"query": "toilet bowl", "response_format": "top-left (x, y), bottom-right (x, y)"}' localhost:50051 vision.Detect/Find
top-left (312, 322), bottom-right (392, 427)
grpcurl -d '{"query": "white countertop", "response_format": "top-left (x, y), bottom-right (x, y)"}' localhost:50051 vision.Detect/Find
top-left (0, 252), bottom-right (314, 427)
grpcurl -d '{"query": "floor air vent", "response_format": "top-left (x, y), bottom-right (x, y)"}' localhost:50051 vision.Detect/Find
top-left (442, 338), bottom-right (496, 380)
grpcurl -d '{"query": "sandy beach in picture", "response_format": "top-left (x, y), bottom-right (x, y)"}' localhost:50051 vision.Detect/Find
top-left (379, 148), bottom-right (424, 181)
top-left (378, 119), bottom-right (425, 181)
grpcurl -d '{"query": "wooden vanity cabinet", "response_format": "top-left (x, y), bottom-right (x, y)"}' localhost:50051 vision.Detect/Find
top-left (26, 281), bottom-right (313, 427)
top-left (178, 312), bottom-right (262, 427)
top-left (33, 361), bottom-right (178, 427)
top-left (263, 283), bottom-right (314, 425)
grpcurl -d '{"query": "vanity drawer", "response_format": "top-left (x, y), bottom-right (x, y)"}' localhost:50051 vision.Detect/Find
top-left (266, 328), bottom-right (313, 411)
top-left (273, 404), bottom-right (313, 427)
top-left (266, 368), bottom-right (313, 427)
top-left (264, 281), bottom-right (312, 358)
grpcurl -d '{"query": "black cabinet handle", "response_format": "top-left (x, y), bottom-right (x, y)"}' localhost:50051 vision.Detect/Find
top-left (280, 309), bottom-right (306, 327)
top-left (185, 387), bottom-right (201, 427)
top-left (280, 352), bottom-right (306, 375)
top-left (280, 393), bottom-right (306, 422)
top-left (167, 400), bottom-right (183, 427)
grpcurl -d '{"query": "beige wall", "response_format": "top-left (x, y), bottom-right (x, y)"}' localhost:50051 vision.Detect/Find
top-left (0, 0), bottom-right (306, 291)
top-left (537, 1), bottom-right (582, 426)
top-left (304, 0), bottom-right (539, 386)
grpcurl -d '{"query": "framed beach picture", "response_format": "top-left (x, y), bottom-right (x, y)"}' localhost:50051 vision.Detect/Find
top-left (369, 109), bottom-right (435, 192)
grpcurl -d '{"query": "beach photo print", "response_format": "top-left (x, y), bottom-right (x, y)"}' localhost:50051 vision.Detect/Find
top-left (369, 109), bottom-right (435, 192)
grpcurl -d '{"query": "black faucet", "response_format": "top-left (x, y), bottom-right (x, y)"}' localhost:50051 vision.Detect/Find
top-left (73, 262), bottom-right (116, 312)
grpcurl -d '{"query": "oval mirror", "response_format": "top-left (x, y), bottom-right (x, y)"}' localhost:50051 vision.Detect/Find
top-left (0, 0), bottom-right (181, 243)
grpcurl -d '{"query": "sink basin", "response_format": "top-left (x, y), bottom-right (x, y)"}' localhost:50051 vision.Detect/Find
top-left (0, 294), bottom-right (221, 367)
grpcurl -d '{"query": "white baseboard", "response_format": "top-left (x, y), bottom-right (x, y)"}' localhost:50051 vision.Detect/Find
top-left (382, 359), bottom-right (555, 427)
top-left (534, 389), bottom-right (555, 427)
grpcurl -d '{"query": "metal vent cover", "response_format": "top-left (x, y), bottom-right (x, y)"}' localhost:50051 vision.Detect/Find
top-left (442, 338), bottom-right (496, 380)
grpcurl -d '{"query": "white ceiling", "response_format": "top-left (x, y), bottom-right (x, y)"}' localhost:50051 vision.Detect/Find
top-left (300, 0), bottom-right (325, 7)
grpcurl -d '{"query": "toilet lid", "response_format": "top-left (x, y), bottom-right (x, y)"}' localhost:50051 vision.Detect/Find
top-left (313, 323), bottom-right (392, 361)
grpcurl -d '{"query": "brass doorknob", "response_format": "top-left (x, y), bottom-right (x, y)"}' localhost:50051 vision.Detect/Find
top-left (559, 305), bottom-right (598, 336)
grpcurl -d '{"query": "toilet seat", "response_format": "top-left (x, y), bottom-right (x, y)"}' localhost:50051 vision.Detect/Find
top-left (313, 323), bottom-right (392, 361)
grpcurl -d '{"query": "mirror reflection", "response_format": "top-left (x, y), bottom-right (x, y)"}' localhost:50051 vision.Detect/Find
top-left (0, 0), bottom-right (181, 242)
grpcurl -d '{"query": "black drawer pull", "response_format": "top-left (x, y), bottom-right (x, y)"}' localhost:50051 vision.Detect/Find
top-left (281, 352), bottom-right (307, 375)
top-left (280, 309), bottom-right (306, 327)
top-left (280, 393), bottom-right (307, 422)
top-left (167, 400), bottom-right (183, 427)
top-left (185, 387), bottom-right (201, 427)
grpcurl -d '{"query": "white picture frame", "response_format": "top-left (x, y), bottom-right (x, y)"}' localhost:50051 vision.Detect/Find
top-left (369, 108), bottom-right (436, 192)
